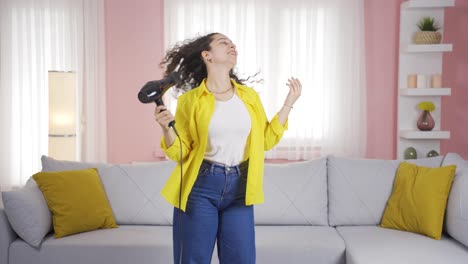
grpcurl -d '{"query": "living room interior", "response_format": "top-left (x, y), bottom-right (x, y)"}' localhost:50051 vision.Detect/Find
top-left (1, 0), bottom-right (468, 264)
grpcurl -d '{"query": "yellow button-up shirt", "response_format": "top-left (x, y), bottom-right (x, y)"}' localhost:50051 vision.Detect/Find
top-left (161, 79), bottom-right (288, 211)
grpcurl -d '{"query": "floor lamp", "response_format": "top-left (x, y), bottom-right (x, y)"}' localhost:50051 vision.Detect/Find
top-left (48, 71), bottom-right (77, 161)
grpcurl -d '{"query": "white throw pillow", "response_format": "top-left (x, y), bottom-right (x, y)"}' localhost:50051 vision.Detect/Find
top-left (442, 153), bottom-right (468, 248)
top-left (255, 157), bottom-right (328, 225)
top-left (1, 179), bottom-right (52, 247)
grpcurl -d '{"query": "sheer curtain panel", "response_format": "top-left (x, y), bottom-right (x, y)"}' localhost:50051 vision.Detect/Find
top-left (164, 0), bottom-right (367, 160)
top-left (0, 0), bottom-right (106, 190)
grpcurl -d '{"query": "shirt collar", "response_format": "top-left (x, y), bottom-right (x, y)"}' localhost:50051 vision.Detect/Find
top-left (194, 78), bottom-right (255, 104)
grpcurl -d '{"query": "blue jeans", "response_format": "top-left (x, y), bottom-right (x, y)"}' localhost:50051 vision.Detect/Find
top-left (173, 159), bottom-right (255, 264)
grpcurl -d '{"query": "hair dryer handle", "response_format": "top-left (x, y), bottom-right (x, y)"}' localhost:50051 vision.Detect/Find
top-left (155, 98), bottom-right (175, 128)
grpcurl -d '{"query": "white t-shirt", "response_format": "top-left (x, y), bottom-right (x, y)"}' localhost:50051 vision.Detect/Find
top-left (204, 93), bottom-right (251, 166)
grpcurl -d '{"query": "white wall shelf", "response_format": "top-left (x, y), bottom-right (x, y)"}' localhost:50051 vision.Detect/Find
top-left (401, 44), bottom-right (453, 53)
top-left (399, 130), bottom-right (450, 139)
top-left (396, 0), bottom-right (454, 159)
top-left (399, 88), bottom-right (451, 96)
top-left (401, 0), bottom-right (455, 9)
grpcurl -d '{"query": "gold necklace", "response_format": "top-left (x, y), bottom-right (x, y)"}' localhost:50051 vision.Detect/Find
top-left (208, 85), bottom-right (233, 94)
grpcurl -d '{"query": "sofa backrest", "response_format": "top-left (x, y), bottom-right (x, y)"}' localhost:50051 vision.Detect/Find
top-left (255, 157), bottom-right (328, 225)
top-left (442, 153), bottom-right (468, 249)
top-left (41, 154), bottom-right (451, 228)
top-left (42, 155), bottom-right (329, 226)
top-left (41, 156), bottom-right (176, 225)
top-left (98, 163), bottom-right (177, 225)
top-left (327, 155), bottom-right (443, 226)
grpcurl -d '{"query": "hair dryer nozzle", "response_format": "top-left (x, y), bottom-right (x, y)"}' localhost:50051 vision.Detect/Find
top-left (137, 73), bottom-right (179, 104)
top-left (138, 81), bottom-right (161, 103)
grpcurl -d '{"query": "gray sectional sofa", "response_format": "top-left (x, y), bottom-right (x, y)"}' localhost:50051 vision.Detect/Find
top-left (1, 153), bottom-right (468, 264)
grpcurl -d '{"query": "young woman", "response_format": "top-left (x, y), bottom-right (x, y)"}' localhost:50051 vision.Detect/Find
top-left (154, 32), bottom-right (301, 264)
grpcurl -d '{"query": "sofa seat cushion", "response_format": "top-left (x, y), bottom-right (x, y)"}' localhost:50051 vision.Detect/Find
top-left (8, 226), bottom-right (174, 264)
top-left (255, 226), bottom-right (345, 264)
top-left (8, 225), bottom-right (345, 264)
top-left (336, 226), bottom-right (468, 264)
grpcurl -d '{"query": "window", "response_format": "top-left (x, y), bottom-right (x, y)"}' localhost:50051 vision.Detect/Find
top-left (0, 0), bottom-right (105, 189)
top-left (164, 0), bottom-right (366, 160)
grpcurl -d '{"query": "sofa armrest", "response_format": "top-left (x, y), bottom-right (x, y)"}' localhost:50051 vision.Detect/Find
top-left (0, 196), bottom-right (17, 264)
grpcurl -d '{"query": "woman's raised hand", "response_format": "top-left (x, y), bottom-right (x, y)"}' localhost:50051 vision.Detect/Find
top-left (284, 77), bottom-right (302, 108)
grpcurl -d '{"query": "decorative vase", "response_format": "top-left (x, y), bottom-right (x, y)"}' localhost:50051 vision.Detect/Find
top-left (427, 150), bottom-right (439, 157)
top-left (404, 147), bottom-right (417, 160)
top-left (417, 110), bottom-right (435, 131)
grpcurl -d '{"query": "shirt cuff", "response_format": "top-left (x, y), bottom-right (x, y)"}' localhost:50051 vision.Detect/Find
top-left (270, 114), bottom-right (288, 134)
top-left (160, 136), bottom-right (178, 158)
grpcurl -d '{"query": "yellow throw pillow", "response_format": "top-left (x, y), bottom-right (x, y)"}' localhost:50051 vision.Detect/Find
top-left (380, 162), bottom-right (456, 239)
top-left (33, 168), bottom-right (118, 238)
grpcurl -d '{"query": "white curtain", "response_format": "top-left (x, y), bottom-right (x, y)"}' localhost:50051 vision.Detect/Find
top-left (164, 0), bottom-right (367, 160)
top-left (80, 0), bottom-right (107, 164)
top-left (0, 0), bottom-right (106, 190)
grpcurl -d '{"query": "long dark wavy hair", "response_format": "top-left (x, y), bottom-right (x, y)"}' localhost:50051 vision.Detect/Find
top-left (160, 33), bottom-right (259, 93)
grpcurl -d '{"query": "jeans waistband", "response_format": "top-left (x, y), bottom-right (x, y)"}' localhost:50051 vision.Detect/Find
top-left (201, 159), bottom-right (249, 174)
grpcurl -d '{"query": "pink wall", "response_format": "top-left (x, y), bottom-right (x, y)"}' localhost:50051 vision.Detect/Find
top-left (105, 0), bottom-right (165, 163)
top-left (364, 0), bottom-right (401, 159)
top-left (364, 0), bottom-right (468, 160)
top-left (441, 1), bottom-right (468, 159)
top-left (105, 0), bottom-right (468, 163)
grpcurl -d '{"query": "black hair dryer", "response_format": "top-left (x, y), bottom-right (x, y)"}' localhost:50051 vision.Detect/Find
top-left (138, 73), bottom-right (179, 128)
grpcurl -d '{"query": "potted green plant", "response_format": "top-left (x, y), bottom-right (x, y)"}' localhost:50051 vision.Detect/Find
top-left (417, 101), bottom-right (435, 131)
top-left (414, 17), bottom-right (442, 44)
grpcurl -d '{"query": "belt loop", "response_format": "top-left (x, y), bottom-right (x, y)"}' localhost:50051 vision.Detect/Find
top-left (209, 162), bottom-right (214, 175)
